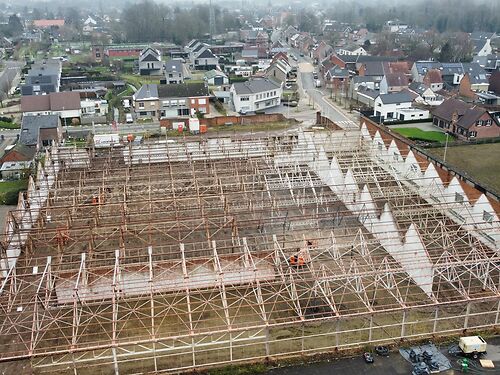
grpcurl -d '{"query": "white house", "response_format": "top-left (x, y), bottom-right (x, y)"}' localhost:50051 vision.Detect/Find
top-left (81, 99), bottom-right (109, 116)
top-left (138, 47), bottom-right (163, 76)
top-left (204, 70), bottom-right (229, 86)
top-left (336, 45), bottom-right (368, 56)
top-left (373, 91), bottom-right (421, 121)
top-left (230, 78), bottom-right (282, 114)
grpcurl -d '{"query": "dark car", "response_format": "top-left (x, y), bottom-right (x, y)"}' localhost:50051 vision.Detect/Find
top-left (375, 345), bottom-right (389, 356)
top-left (363, 352), bottom-right (374, 363)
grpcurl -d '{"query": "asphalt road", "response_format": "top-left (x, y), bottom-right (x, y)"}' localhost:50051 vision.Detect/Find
top-left (267, 336), bottom-right (500, 375)
top-left (286, 50), bottom-right (358, 130)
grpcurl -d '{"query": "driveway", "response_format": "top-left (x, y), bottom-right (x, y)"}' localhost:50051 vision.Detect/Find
top-left (389, 122), bottom-right (445, 132)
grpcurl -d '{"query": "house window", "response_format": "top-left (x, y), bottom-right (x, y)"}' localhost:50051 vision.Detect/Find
top-left (163, 100), bottom-right (170, 106)
top-left (240, 96), bottom-right (250, 101)
top-left (486, 119), bottom-right (492, 126)
top-left (191, 99), bottom-right (195, 104)
top-left (469, 131), bottom-right (477, 138)
top-left (168, 74), bottom-right (173, 78)
top-left (150, 102), bottom-right (155, 106)
top-left (139, 102), bottom-right (145, 109)
top-left (178, 99), bottom-right (185, 106)
top-left (171, 100), bottom-right (178, 106)
top-left (455, 192), bottom-right (464, 203)
top-left (477, 120), bottom-right (483, 126)
top-left (198, 98), bottom-right (206, 105)
top-left (139, 111), bottom-right (147, 116)
top-left (483, 210), bottom-right (493, 223)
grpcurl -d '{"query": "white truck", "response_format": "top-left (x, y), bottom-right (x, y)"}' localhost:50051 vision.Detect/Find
top-left (315, 79), bottom-right (322, 88)
top-left (459, 336), bottom-right (487, 359)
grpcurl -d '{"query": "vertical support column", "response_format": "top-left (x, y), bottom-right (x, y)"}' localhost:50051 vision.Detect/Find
top-left (400, 310), bottom-right (407, 339)
top-left (433, 308), bottom-right (439, 334)
top-left (495, 300), bottom-right (500, 326)
top-left (335, 319), bottom-right (340, 347)
top-left (265, 326), bottom-right (270, 357)
top-left (368, 315), bottom-right (374, 342)
top-left (464, 302), bottom-right (471, 331)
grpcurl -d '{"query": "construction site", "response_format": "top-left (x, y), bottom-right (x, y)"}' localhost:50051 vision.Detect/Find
top-left (0, 121), bottom-right (499, 374)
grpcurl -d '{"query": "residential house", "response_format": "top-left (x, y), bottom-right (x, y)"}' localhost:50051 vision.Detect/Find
top-left (473, 54), bottom-right (500, 73)
top-left (138, 47), bottom-right (163, 76)
top-left (0, 161), bottom-right (33, 180)
top-left (325, 66), bottom-right (349, 90)
top-left (384, 20), bottom-right (409, 33)
top-left (133, 83), bottom-right (210, 119)
top-left (0, 143), bottom-right (36, 164)
top-left (33, 19), bottom-right (65, 29)
top-left (270, 40), bottom-right (288, 55)
top-left (311, 41), bottom-right (333, 64)
top-left (243, 29), bottom-right (269, 46)
top-left (352, 85), bottom-right (379, 107)
top-left (132, 84), bottom-right (160, 119)
top-left (21, 60), bottom-right (62, 96)
top-left (335, 45), bottom-right (368, 56)
top-left (422, 69), bottom-right (444, 92)
top-left (380, 73), bottom-right (409, 94)
top-left (432, 98), bottom-right (500, 139)
top-left (373, 90), bottom-right (420, 121)
top-left (230, 78), bottom-right (282, 113)
top-left (20, 115), bottom-right (62, 149)
top-left (459, 72), bottom-right (491, 99)
top-left (283, 26), bottom-right (299, 43)
top-left (204, 70), bottom-right (229, 86)
top-left (80, 99), bottom-right (109, 116)
top-left (358, 61), bottom-right (410, 81)
top-left (470, 32), bottom-right (496, 57)
top-left (489, 70), bottom-right (500, 95)
top-left (164, 60), bottom-right (185, 84)
top-left (193, 48), bottom-right (219, 71)
top-left (265, 58), bottom-right (291, 84)
top-left (409, 82), bottom-right (444, 106)
top-left (83, 16), bottom-right (97, 34)
top-left (21, 92), bottom-right (82, 124)
top-left (158, 83), bottom-right (210, 118)
top-left (411, 62), bottom-right (488, 87)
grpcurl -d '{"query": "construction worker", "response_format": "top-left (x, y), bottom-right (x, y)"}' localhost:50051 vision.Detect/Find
top-left (290, 255), bottom-right (298, 266)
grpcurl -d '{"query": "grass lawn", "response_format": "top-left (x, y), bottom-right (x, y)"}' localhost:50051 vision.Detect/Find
top-left (0, 179), bottom-right (28, 205)
top-left (392, 127), bottom-right (450, 142)
top-left (429, 143), bottom-right (500, 195)
top-left (120, 74), bottom-right (159, 89)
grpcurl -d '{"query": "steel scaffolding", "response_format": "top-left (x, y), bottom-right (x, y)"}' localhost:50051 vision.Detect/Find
top-left (0, 126), bottom-right (498, 374)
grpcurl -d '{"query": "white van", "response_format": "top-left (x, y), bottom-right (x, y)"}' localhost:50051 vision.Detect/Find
top-left (126, 113), bottom-right (133, 123)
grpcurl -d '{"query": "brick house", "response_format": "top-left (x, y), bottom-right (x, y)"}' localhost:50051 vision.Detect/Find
top-left (432, 98), bottom-right (500, 140)
top-left (133, 83), bottom-right (210, 119)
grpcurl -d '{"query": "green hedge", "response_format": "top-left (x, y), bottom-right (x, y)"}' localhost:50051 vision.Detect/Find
top-left (0, 121), bottom-right (20, 129)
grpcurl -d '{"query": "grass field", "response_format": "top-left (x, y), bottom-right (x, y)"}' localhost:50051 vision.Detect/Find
top-left (392, 127), bottom-right (450, 142)
top-left (429, 143), bottom-right (500, 195)
top-left (0, 179), bottom-right (28, 205)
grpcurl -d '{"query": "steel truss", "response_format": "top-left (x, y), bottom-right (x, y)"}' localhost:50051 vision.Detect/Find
top-left (0, 130), bottom-right (498, 374)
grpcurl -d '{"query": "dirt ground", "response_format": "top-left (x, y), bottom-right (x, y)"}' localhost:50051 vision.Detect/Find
top-left (428, 143), bottom-right (500, 195)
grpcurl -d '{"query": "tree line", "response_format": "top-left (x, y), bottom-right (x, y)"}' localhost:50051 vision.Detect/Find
top-left (324, 0), bottom-right (500, 34)
top-left (114, 1), bottom-right (241, 45)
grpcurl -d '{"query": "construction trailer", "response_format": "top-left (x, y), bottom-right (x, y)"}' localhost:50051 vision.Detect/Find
top-left (0, 124), bottom-right (498, 374)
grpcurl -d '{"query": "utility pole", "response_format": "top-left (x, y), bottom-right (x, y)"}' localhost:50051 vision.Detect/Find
top-left (209, 0), bottom-right (216, 42)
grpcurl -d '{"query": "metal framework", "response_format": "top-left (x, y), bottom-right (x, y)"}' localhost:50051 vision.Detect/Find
top-left (0, 126), bottom-right (498, 374)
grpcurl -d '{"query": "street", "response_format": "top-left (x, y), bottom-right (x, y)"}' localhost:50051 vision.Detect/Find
top-left (293, 52), bottom-right (359, 130)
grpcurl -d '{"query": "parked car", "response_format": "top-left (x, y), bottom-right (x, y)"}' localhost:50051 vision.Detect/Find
top-left (126, 113), bottom-right (133, 123)
top-left (375, 346), bottom-right (389, 356)
top-left (363, 352), bottom-right (374, 363)
top-left (283, 101), bottom-right (298, 107)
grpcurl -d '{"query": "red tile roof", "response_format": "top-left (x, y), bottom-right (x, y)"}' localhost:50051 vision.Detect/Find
top-left (33, 19), bottom-right (65, 28)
